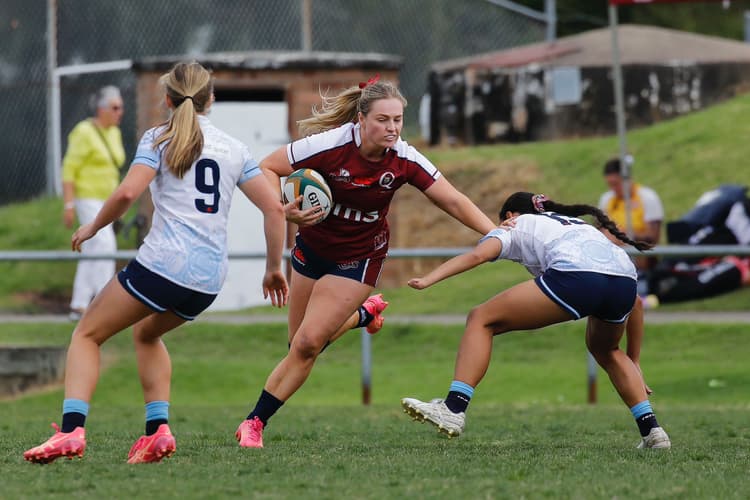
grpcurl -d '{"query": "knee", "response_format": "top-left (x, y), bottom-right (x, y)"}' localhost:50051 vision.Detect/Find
top-left (71, 324), bottom-right (104, 346)
top-left (289, 333), bottom-right (324, 362)
top-left (133, 325), bottom-right (160, 345)
top-left (466, 306), bottom-right (507, 336)
top-left (589, 346), bottom-right (617, 367)
top-left (465, 307), bottom-right (483, 329)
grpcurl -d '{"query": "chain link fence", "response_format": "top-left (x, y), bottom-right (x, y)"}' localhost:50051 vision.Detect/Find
top-left (1, 0), bottom-right (545, 204)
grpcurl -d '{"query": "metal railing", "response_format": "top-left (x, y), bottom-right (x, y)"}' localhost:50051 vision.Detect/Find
top-left (1, 244), bottom-right (749, 261)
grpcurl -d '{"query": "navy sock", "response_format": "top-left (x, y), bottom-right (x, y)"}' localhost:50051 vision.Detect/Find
top-left (146, 419), bottom-right (168, 435)
top-left (61, 412), bottom-right (86, 433)
top-left (444, 381), bottom-right (474, 414)
top-left (355, 306), bottom-right (374, 328)
top-left (61, 398), bottom-right (89, 432)
top-left (631, 401), bottom-right (659, 437)
top-left (445, 392), bottom-right (471, 413)
top-left (247, 389), bottom-right (284, 426)
top-left (635, 413), bottom-right (659, 437)
top-left (144, 401), bottom-right (169, 435)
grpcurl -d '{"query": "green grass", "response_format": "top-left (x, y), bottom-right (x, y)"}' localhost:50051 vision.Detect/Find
top-left (1, 321), bottom-right (749, 498)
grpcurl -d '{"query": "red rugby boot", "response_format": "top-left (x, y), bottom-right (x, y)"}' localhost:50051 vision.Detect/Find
top-left (363, 293), bottom-right (389, 334)
top-left (23, 423), bottom-right (86, 464)
top-left (236, 417), bottom-right (264, 448)
top-left (127, 424), bottom-right (176, 464)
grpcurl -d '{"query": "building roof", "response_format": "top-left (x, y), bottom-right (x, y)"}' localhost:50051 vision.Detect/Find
top-left (432, 24), bottom-right (750, 73)
top-left (134, 51), bottom-right (403, 72)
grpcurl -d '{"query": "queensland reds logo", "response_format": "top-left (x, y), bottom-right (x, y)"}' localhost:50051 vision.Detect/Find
top-left (379, 171), bottom-right (395, 189)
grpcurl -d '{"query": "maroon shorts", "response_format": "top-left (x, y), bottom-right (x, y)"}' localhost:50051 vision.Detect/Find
top-left (290, 235), bottom-right (385, 287)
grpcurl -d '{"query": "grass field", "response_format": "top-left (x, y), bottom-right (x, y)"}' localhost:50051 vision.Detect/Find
top-left (2, 89), bottom-right (749, 498)
top-left (2, 321), bottom-right (749, 498)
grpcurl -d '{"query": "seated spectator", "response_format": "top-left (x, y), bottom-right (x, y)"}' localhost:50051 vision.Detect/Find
top-left (598, 156), bottom-right (664, 247)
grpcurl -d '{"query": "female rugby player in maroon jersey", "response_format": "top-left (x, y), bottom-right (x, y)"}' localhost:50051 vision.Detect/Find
top-left (236, 76), bottom-right (496, 448)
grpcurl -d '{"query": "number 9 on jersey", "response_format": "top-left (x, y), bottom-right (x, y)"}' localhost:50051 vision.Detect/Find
top-left (283, 168), bottom-right (333, 224)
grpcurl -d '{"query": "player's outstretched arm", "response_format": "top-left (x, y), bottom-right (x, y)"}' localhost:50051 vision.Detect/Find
top-left (71, 164), bottom-right (155, 251)
top-left (239, 174), bottom-right (289, 307)
top-left (408, 237), bottom-right (501, 290)
top-left (422, 177), bottom-right (496, 235)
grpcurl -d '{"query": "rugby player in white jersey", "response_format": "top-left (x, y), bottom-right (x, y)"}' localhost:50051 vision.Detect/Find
top-left (23, 61), bottom-right (289, 464)
top-left (402, 192), bottom-right (670, 450)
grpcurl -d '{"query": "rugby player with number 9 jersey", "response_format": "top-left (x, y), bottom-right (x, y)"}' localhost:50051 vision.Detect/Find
top-left (23, 61), bottom-right (290, 465)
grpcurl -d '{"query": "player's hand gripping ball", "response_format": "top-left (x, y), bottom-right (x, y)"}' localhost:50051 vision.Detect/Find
top-left (283, 168), bottom-right (333, 224)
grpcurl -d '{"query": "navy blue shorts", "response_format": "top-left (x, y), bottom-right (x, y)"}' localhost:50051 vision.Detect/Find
top-left (290, 236), bottom-right (384, 287)
top-left (117, 259), bottom-right (217, 320)
top-left (534, 269), bottom-right (636, 323)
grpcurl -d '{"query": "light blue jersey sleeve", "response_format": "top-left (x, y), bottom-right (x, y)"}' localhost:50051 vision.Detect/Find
top-left (131, 128), bottom-right (161, 171)
top-left (237, 147), bottom-right (261, 185)
top-left (479, 227), bottom-right (510, 262)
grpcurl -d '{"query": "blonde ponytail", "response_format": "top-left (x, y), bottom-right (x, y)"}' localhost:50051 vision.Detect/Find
top-left (153, 61), bottom-right (213, 178)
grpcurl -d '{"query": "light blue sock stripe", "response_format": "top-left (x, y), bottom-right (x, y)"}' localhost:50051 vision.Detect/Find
top-left (630, 400), bottom-right (653, 419)
top-left (63, 398), bottom-right (89, 416)
top-left (145, 400), bottom-right (170, 422)
top-left (449, 380), bottom-right (475, 398)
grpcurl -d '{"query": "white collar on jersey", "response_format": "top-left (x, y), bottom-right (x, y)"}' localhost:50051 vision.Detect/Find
top-left (353, 122), bottom-right (363, 148)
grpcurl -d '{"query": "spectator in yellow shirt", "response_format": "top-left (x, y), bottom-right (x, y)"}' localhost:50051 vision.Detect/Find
top-left (598, 157), bottom-right (664, 247)
top-left (62, 85), bottom-right (125, 320)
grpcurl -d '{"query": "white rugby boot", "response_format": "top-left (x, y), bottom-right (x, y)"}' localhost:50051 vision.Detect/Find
top-left (401, 397), bottom-right (465, 437)
top-left (637, 426), bottom-right (671, 449)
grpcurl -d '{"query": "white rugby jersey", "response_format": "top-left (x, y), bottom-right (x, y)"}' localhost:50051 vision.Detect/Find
top-left (131, 115), bottom-right (261, 293)
top-left (481, 213), bottom-right (637, 280)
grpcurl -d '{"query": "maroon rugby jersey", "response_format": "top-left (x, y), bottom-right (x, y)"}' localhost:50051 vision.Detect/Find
top-left (287, 122), bottom-right (440, 261)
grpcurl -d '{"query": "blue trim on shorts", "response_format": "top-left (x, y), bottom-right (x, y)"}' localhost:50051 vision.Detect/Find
top-left (124, 278), bottom-right (167, 312)
top-left (117, 259), bottom-right (217, 320)
top-left (537, 275), bottom-right (581, 319)
top-left (534, 269), bottom-right (636, 323)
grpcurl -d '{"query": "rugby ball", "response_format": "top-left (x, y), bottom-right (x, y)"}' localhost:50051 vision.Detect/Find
top-left (283, 168), bottom-right (333, 224)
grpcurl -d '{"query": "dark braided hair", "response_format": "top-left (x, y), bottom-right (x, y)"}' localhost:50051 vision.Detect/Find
top-left (499, 192), bottom-right (653, 252)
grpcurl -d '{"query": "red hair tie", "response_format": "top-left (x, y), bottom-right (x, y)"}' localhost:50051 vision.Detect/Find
top-left (532, 194), bottom-right (548, 213)
top-left (358, 74), bottom-right (380, 89)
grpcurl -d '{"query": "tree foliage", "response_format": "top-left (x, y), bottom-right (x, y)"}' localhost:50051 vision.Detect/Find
top-left (517, 0), bottom-right (745, 40)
